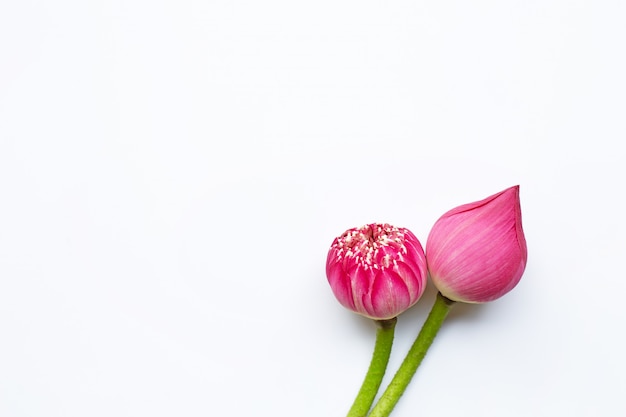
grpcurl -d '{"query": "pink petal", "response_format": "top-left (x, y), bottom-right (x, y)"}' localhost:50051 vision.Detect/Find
top-left (369, 269), bottom-right (411, 320)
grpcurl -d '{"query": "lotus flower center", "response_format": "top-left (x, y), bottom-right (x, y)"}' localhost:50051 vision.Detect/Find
top-left (333, 223), bottom-right (407, 270)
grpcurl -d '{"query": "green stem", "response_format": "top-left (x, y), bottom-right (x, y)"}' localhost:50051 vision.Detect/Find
top-left (367, 292), bottom-right (455, 417)
top-left (346, 317), bottom-right (397, 417)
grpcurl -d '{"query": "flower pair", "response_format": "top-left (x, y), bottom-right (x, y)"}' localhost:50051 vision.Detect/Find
top-left (326, 185), bottom-right (528, 320)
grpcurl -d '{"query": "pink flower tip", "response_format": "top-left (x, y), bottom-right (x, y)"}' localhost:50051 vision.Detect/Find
top-left (326, 223), bottom-right (427, 320)
top-left (426, 186), bottom-right (528, 303)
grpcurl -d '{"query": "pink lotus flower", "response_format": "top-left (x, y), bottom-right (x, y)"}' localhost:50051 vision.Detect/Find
top-left (326, 223), bottom-right (428, 320)
top-left (426, 186), bottom-right (528, 303)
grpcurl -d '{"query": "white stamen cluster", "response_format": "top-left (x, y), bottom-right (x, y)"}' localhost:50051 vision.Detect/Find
top-left (332, 223), bottom-right (408, 270)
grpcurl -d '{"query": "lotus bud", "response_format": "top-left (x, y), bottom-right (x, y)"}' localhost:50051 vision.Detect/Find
top-left (426, 186), bottom-right (528, 303)
top-left (326, 223), bottom-right (428, 320)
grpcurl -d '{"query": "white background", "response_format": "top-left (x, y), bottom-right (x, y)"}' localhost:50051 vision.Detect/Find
top-left (1, 1), bottom-right (625, 416)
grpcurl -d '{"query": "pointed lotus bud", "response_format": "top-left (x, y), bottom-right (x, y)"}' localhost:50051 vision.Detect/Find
top-left (326, 223), bottom-right (427, 320)
top-left (426, 186), bottom-right (528, 303)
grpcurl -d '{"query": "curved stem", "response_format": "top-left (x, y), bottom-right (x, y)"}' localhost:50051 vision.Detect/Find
top-left (368, 292), bottom-right (455, 417)
top-left (346, 317), bottom-right (397, 417)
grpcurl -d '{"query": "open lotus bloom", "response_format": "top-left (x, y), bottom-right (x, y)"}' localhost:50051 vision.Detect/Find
top-left (426, 186), bottom-right (528, 303)
top-left (326, 223), bottom-right (428, 320)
